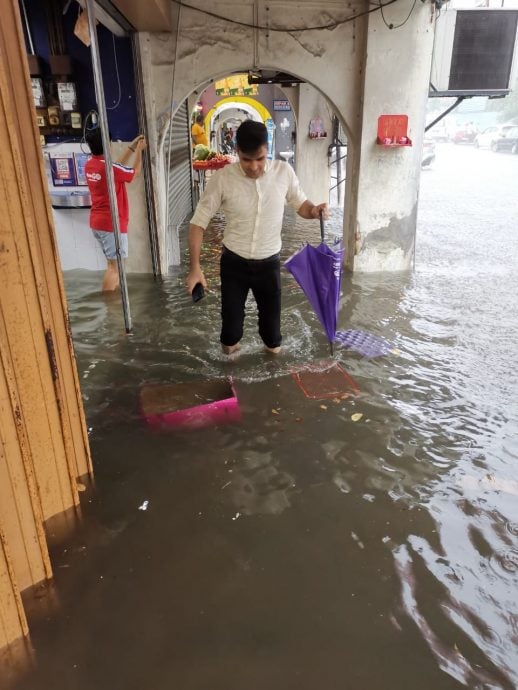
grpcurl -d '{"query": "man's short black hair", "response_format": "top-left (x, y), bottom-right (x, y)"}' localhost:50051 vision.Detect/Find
top-left (236, 120), bottom-right (268, 154)
top-left (85, 127), bottom-right (104, 155)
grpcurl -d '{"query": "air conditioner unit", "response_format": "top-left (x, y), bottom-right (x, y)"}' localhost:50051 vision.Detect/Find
top-left (430, 8), bottom-right (518, 97)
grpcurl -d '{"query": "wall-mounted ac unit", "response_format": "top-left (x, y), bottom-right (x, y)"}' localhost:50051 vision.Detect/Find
top-left (430, 8), bottom-right (518, 97)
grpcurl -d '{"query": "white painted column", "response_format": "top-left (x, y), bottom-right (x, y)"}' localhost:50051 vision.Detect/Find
top-left (355, 0), bottom-right (435, 272)
top-left (295, 84), bottom-right (333, 206)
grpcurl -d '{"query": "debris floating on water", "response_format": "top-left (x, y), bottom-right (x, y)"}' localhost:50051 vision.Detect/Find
top-left (138, 500), bottom-right (149, 511)
top-left (351, 413), bottom-right (363, 422)
top-left (232, 512), bottom-right (240, 521)
top-left (351, 531), bottom-right (365, 549)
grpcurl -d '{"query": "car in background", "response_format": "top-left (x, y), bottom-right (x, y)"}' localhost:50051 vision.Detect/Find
top-left (421, 138), bottom-right (436, 168)
top-left (491, 125), bottom-right (518, 154)
top-left (426, 122), bottom-right (450, 142)
top-left (452, 123), bottom-right (477, 145)
top-left (475, 124), bottom-right (514, 149)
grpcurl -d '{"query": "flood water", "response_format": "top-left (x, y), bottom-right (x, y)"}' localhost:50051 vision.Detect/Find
top-left (9, 145), bottom-right (518, 690)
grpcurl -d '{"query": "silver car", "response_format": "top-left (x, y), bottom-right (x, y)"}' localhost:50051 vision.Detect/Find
top-left (474, 124), bottom-right (514, 149)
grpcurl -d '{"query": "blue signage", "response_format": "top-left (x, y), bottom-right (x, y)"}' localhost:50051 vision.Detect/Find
top-left (273, 99), bottom-right (291, 111)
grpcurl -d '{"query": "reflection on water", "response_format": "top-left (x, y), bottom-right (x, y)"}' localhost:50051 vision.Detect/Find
top-left (12, 147), bottom-right (518, 690)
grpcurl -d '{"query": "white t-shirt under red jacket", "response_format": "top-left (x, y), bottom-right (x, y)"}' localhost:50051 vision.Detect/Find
top-left (85, 155), bottom-right (135, 232)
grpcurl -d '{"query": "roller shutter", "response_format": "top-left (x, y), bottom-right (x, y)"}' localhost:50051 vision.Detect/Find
top-left (164, 102), bottom-right (193, 267)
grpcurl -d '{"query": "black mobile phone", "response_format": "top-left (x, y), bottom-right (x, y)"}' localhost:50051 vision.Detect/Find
top-left (192, 282), bottom-right (205, 303)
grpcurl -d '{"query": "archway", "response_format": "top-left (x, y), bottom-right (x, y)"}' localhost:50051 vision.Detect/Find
top-left (155, 63), bottom-right (356, 272)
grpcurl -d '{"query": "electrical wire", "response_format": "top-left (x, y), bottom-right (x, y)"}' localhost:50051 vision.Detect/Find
top-left (169, 0), bottom-right (401, 32)
top-left (380, 0), bottom-right (418, 29)
top-left (106, 33), bottom-right (122, 111)
top-left (80, 109), bottom-right (99, 152)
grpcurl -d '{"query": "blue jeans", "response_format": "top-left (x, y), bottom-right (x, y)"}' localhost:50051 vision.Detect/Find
top-left (92, 230), bottom-right (128, 260)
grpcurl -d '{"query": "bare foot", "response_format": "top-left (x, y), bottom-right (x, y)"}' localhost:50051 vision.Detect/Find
top-left (264, 345), bottom-right (281, 355)
top-left (222, 343), bottom-right (240, 355)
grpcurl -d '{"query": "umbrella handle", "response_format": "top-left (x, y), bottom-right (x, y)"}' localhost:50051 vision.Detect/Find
top-left (319, 209), bottom-right (325, 243)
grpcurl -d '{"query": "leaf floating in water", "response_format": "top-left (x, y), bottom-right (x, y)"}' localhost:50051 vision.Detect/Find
top-left (271, 409), bottom-right (279, 415)
top-left (351, 413), bottom-right (363, 422)
top-left (320, 405), bottom-right (328, 410)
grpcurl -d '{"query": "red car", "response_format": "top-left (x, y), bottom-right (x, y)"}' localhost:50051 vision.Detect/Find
top-left (452, 124), bottom-right (477, 145)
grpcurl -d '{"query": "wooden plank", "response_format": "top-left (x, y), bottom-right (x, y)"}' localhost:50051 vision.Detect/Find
top-left (0, 0), bottom-right (93, 523)
top-left (0, 524), bottom-right (28, 648)
top-left (0, 312), bottom-right (52, 591)
top-left (6, 0), bottom-right (93, 484)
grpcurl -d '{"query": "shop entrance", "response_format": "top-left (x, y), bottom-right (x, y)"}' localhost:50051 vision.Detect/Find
top-left (20, 0), bottom-right (156, 281)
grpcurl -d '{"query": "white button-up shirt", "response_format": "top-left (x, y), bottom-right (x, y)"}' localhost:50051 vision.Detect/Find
top-left (190, 160), bottom-right (307, 259)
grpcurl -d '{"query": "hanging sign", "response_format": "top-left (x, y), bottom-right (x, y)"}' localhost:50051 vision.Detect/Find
top-left (215, 74), bottom-right (258, 97)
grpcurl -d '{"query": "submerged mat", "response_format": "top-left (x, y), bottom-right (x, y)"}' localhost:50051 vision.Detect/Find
top-left (291, 360), bottom-right (360, 400)
top-left (334, 329), bottom-right (393, 358)
top-left (140, 379), bottom-right (240, 429)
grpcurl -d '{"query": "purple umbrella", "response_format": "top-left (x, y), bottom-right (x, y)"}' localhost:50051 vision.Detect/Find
top-left (285, 212), bottom-right (394, 357)
top-left (285, 212), bottom-right (344, 354)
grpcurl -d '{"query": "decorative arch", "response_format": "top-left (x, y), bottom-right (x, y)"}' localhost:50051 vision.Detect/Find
top-left (205, 96), bottom-right (273, 134)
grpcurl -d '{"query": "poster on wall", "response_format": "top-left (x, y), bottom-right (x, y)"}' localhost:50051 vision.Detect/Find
top-left (49, 153), bottom-right (77, 186)
top-left (74, 152), bottom-right (90, 186)
top-left (273, 99), bottom-right (291, 111)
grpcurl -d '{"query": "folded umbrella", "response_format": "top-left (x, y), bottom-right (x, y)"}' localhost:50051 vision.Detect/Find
top-left (285, 212), bottom-right (394, 357)
top-left (284, 212), bottom-right (344, 354)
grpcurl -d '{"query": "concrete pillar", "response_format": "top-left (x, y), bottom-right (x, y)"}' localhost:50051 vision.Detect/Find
top-left (295, 84), bottom-right (333, 207)
top-left (355, 0), bottom-right (435, 271)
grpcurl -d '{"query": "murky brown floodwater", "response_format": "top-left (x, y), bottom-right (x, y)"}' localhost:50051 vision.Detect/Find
top-left (6, 145), bottom-right (518, 690)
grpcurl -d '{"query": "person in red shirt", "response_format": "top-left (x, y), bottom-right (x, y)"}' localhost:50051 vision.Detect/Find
top-left (85, 128), bottom-right (146, 292)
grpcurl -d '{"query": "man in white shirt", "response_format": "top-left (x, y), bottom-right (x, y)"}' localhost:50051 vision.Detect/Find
top-left (186, 120), bottom-right (328, 355)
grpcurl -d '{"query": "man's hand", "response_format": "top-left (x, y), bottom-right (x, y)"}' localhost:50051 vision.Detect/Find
top-left (131, 134), bottom-right (145, 149)
top-left (310, 202), bottom-right (329, 220)
top-left (297, 200), bottom-right (329, 220)
top-left (186, 267), bottom-right (207, 295)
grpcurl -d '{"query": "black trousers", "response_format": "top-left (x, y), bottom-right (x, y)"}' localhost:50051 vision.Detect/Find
top-left (220, 247), bottom-right (282, 349)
